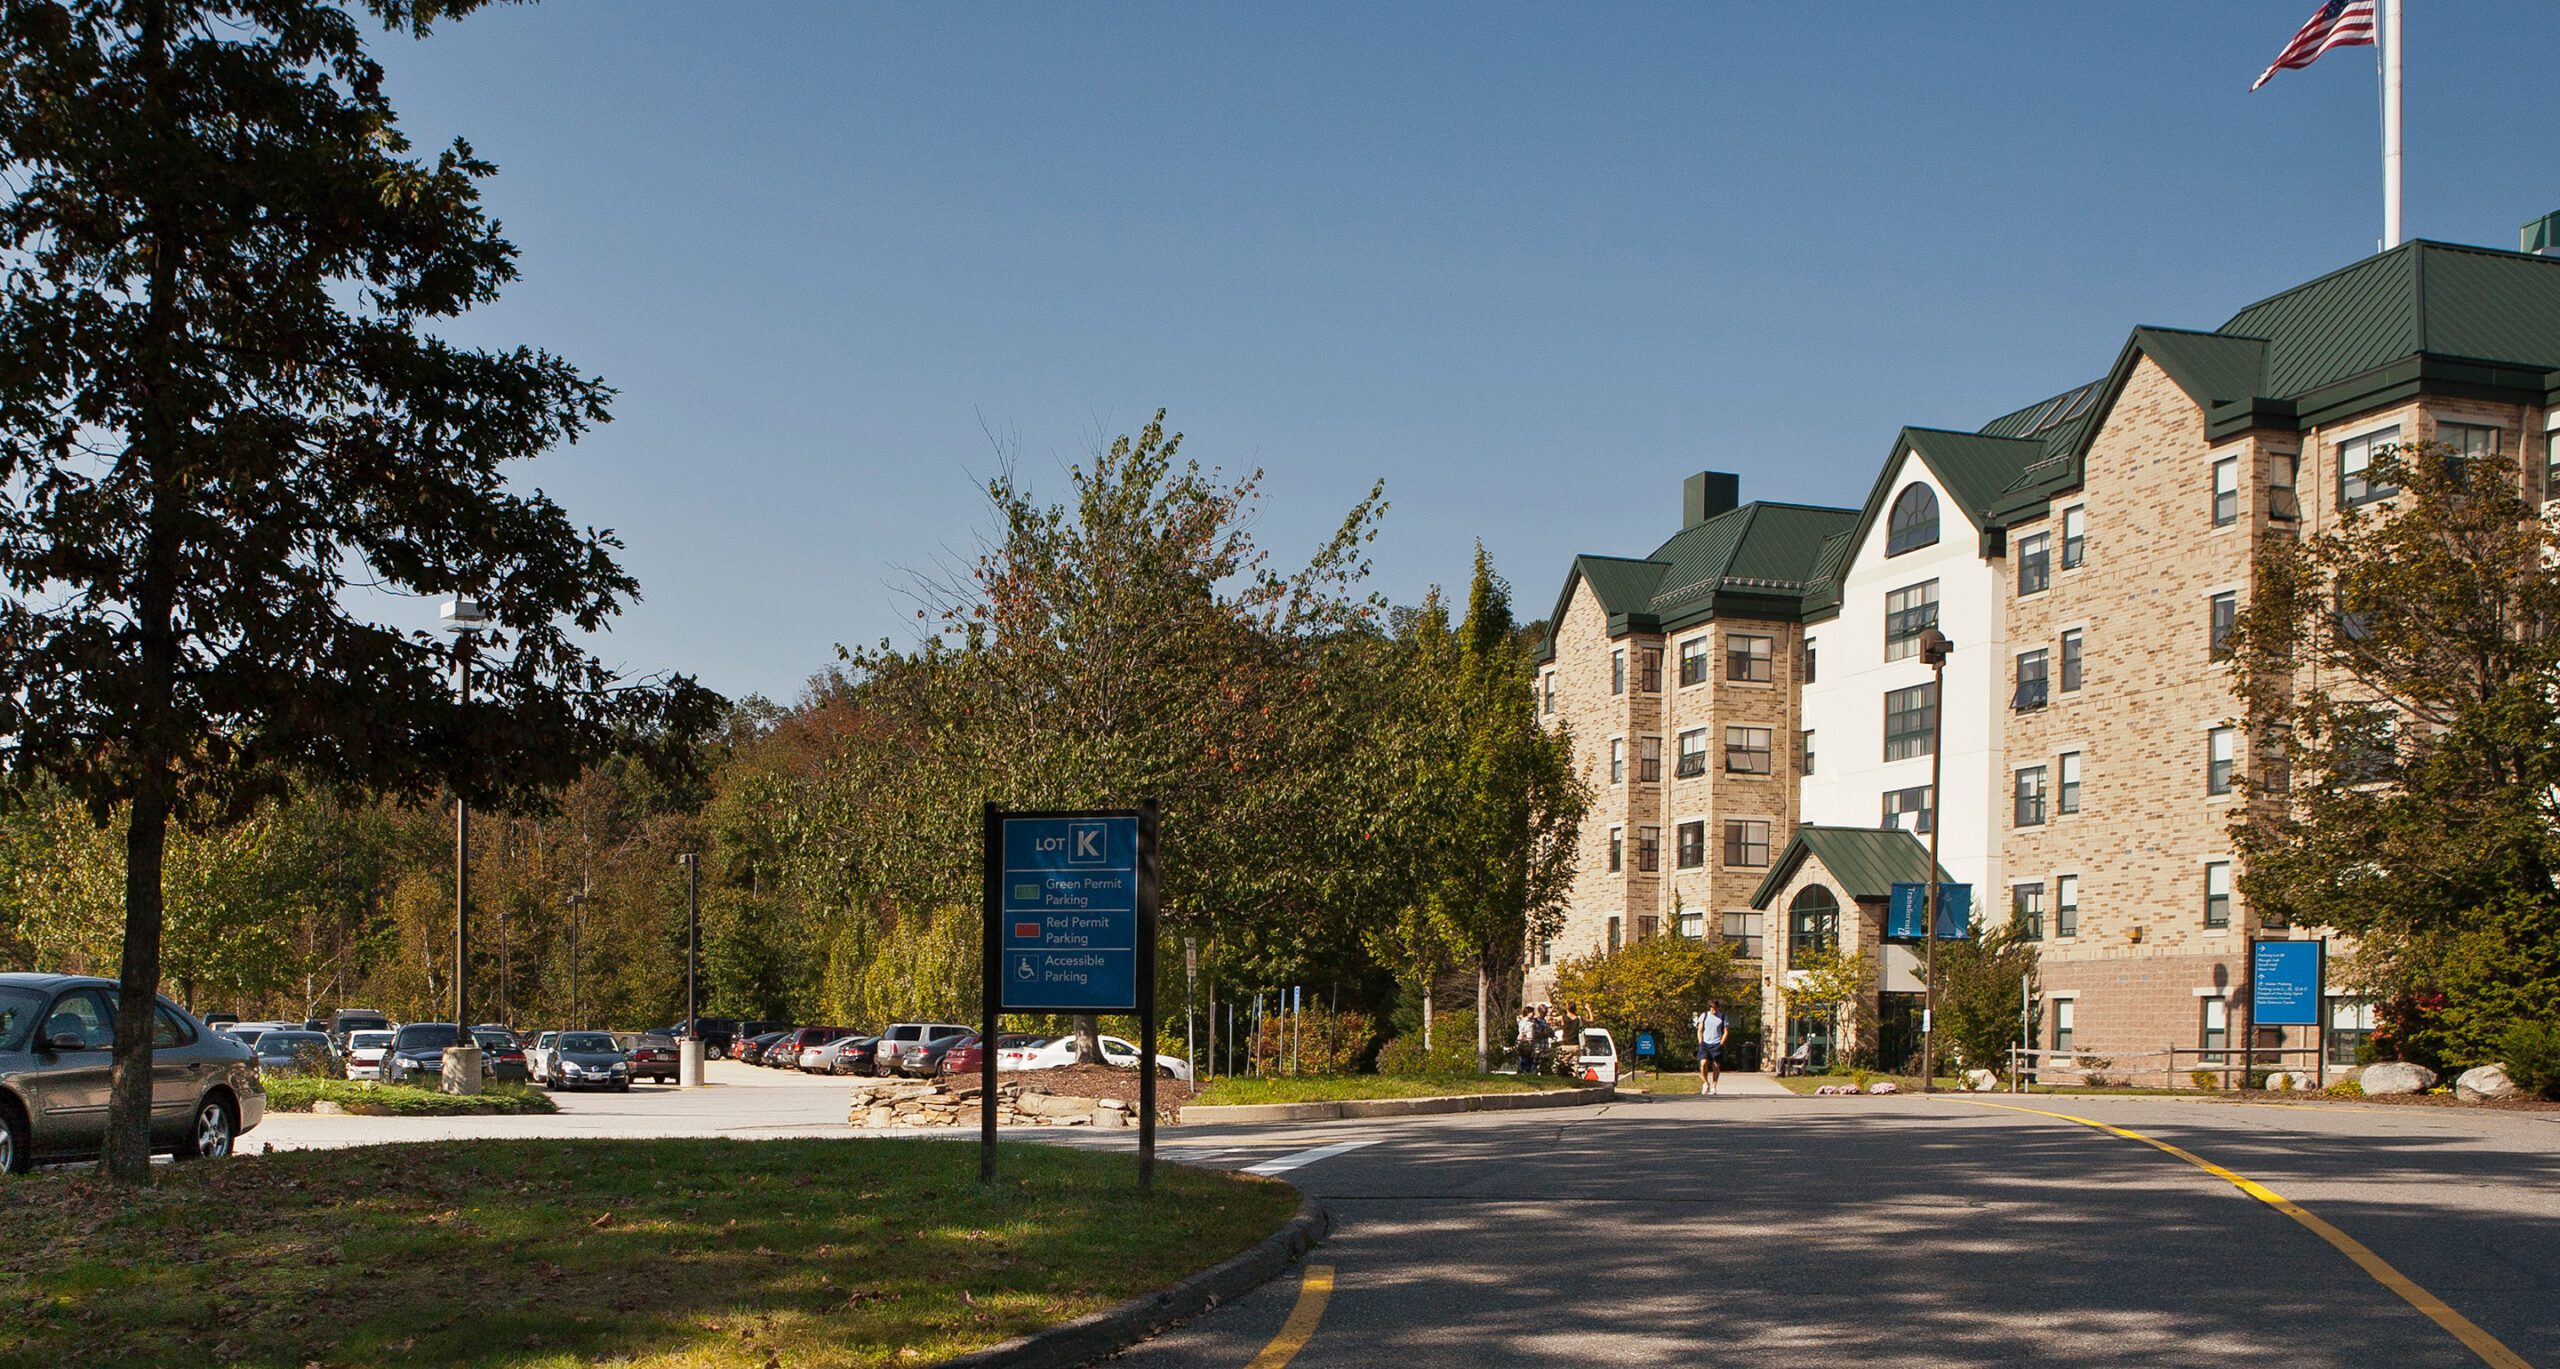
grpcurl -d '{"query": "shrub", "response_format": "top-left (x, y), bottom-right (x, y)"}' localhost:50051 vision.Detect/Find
top-left (1376, 1010), bottom-right (1482, 1075)
top-left (2496, 1019), bottom-right (2560, 1099)
top-left (263, 1077), bottom-right (557, 1116)
top-left (2190, 1069), bottom-right (2219, 1092)
top-left (2326, 1077), bottom-right (2364, 1098)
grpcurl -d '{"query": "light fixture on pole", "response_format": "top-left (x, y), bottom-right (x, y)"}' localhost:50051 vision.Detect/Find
top-left (565, 878), bottom-right (589, 1027)
top-left (675, 851), bottom-right (703, 1087)
top-left (441, 594), bottom-right (492, 1095)
top-left (1917, 626), bottom-right (1953, 1095)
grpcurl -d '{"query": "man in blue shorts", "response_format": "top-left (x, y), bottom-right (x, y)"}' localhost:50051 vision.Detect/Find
top-left (1694, 999), bottom-right (1727, 1096)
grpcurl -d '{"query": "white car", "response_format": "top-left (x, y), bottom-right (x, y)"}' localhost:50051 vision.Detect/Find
top-left (1008, 1034), bottom-right (1192, 1081)
top-left (342, 1029), bottom-right (394, 1080)
top-left (526, 1031), bottom-right (561, 1081)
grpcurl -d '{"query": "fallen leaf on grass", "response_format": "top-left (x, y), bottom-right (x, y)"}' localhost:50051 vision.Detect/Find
top-left (589, 1213), bottom-right (615, 1229)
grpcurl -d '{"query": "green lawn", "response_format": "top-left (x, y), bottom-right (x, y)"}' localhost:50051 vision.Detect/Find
top-left (260, 1076), bottom-right (558, 1115)
top-left (1189, 1072), bottom-right (1581, 1106)
top-left (0, 1138), bottom-right (1297, 1369)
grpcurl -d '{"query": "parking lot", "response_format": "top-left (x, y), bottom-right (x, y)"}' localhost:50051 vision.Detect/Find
top-left (249, 1058), bottom-right (866, 1151)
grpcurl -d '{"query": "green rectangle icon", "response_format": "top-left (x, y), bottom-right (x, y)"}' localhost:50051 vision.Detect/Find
top-left (1013, 882), bottom-right (1041, 902)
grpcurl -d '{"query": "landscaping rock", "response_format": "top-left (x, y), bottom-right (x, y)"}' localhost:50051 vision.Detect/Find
top-left (1868, 1081), bottom-right (1899, 1095)
top-left (2263, 1072), bottom-right (2295, 1092)
top-left (2455, 1064), bottom-right (2517, 1101)
top-left (1962, 1069), bottom-right (2000, 1092)
top-left (310, 1099), bottom-right (344, 1115)
top-left (2360, 1061), bottom-right (2437, 1096)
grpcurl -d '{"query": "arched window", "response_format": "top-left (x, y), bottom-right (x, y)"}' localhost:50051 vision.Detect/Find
top-left (1886, 483), bottom-right (1940, 556)
top-left (1789, 885), bottom-right (1841, 965)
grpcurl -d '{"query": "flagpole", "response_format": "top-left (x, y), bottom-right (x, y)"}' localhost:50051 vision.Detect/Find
top-left (2381, 0), bottom-right (2403, 247)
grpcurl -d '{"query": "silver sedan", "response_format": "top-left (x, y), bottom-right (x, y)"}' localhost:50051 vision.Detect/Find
top-left (1, 972), bottom-right (266, 1173)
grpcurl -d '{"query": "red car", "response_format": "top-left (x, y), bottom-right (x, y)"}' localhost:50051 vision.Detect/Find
top-left (937, 1034), bottom-right (985, 1076)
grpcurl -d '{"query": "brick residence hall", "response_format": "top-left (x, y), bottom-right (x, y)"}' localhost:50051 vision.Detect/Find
top-left (1530, 232), bottom-right (2560, 1084)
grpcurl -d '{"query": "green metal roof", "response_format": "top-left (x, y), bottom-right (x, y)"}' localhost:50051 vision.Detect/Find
top-left (1536, 500), bottom-right (1856, 657)
top-left (1748, 825), bottom-right (1956, 910)
top-left (2128, 326), bottom-right (2269, 409)
top-left (1901, 428), bottom-right (2054, 517)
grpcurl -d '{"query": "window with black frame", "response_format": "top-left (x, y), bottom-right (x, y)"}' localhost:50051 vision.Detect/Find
top-left (2060, 505), bottom-right (2086, 568)
top-left (2014, 649), bottom-right (2048, 711)
top-left (1676, 821), bottom-right (1706, 869)
top-left (1788, 886), bottom-right (1839, 965)
top-left (1726, 633), bottom-right (1773, 683)
top-left (2012, 883), bottom-right (2044, 940)
top-left (1722, 819), bottom-right (1771, 868)
top-left (1886, 483), bottom-right (1939, 556)
top-left (1724, 726), bottom-right (1773, 775)
top-left (1675, 729), bottom-right (1707, 778)
top-left (2017, 531), bottom-right (2051, 596)
top-left (2210, 593), bottom-right (2237, 662)
top-left (1885, 580), bottom-right (1940, 661)
top-left (1882, 784), bottom-right (1932, 834)
top-left (2338, 426), bottom-right (2402, 508)
top-left (1884, 683), bottom-right (1936, 762)
top-left (2060, 628), bottom-right (2084, 692)
top-left (1678, 636), bottom-right (1709, 687)
top-left (2014, 765), bottom-right (2048, 827)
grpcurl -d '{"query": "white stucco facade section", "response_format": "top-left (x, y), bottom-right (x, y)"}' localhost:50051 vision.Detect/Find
top-left (1796, 450), bottom-right (2007, 910)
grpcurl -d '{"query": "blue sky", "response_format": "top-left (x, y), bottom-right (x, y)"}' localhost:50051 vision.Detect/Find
top-left (379, 2), bottom-right (2559, 704)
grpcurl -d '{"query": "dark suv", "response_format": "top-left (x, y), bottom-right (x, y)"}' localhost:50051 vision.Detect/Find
top-left (666, 1017), bottom-right (743, 1060)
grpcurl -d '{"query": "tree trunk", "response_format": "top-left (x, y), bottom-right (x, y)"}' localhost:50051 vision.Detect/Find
top-left (103, 782), bottom-right (171, 1183)
top-left (1474, 964), bottom-right (1488, 1073)
top-left (1073, 1012), bottom-right (1100, 1065)
top-left (1421, 978), bottom-right (1433, 1050)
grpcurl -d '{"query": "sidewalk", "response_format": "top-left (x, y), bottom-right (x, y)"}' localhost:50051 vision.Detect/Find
top-left (1695, 1071), bottom-right (1793, 1097)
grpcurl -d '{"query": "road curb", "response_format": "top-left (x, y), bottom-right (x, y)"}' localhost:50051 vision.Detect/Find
top-left (1175, 1082), bottom-right (1615, 1126)
top-left (937, 1190), bottom-right (1331, 1369)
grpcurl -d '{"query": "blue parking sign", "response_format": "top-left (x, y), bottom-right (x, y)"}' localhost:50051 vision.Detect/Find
top-left (992, 812), bottom-right (1144, 1013)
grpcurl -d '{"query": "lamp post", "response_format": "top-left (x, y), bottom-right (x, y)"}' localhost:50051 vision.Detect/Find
top-left (441, 595), bottom-right (491, 1095)
top-left (1918, 626), bottom-right (1953, 1094)
top-left (565, 879), bottom-right (588, 1027)
top-left (675, 851), bottom-right (703, 1087)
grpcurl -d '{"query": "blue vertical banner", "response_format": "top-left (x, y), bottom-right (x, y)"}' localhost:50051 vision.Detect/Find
top-left (1887, 882), bottom-right (1973, 939)
top-left (995, 813), bottom-right (1141, 1012)
top-left (2251, 939), bottom-right (2323, 1027)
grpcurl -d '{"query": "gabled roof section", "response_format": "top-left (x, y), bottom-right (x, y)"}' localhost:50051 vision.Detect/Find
top-left (1572, 554), bottom-right (1671, 618)
top-left (1902, 428), bottom-right (2054, 517)
top-left (2129, 326), bottom-right (2269, 409)
top-left (1534, 500), bottom-right (1856, 658)
top-left (1748, 825), bottom-right (1956, 910)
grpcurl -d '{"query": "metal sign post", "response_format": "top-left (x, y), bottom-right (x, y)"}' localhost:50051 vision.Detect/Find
top-left (980, 801), bottom-right (1159, 1188)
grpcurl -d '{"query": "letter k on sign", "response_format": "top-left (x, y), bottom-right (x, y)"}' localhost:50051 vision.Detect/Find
top-left (1070, 822), bottom-right (1106, 865)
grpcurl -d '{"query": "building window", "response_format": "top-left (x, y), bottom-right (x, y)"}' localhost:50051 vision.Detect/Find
top-left (1801, 638), bottom-right (1818, 684)
top-left (1611, 648), bottom-right (1626, 695)
top-left (1607, 828), bottom-right (1623, 873)
top-left (2207, 727), bottom-right (2236, 795)
top-left (1677, 908), bottom-right (1705, 940)
top-left (1725, 726), bottom-right (1773, 775)
top-left (1678, 636), bottom-right (1710, 687)
top-left (1882, 784), bottom-right (1933, 834)
top-left (1676, 821), bottom-right (1706, 869)
top-left (2212, 457), bottom-right (2240, 526)
top-left (1609, 738), bottom-right (1626, 784)
top-left (2204, 860), bottom-right (2232, 928)
top-left (1721, 911), bottom-right (1763, 959)
top-left (1886, 483), bottom-right (1940, 556)
top-left (1639, 736), bottom-right (1662, 784)
top-left (1788, 886), bottom-right (1840, 965)
top-left (1540, 671), bottom-right (1554, 715)
top-left (2060, 629), bottom-right (2083, 692)
top-left (2210, 592), bottom-right (2237, 662)
top-left (1607, 917), bottom-right (1622, 954)
top-left (1885, 580), bottom-right (1941, 661)
top-left (1722, 819), bottom-right (1772, 868)
top-left (2060, 505), bottom-right (2086, 569)
top-left (1636, 914), bottom-right (1660, 942)
top-left (2015, 766), bottom-right (2048, 827)
top-left (1637, 827), bottom-right (1660, 873)
top-left (2013, 883), bottom-right (2044, 940)
top-left (2057, 751), bottom-right (2082, 815)
top-left (2440, 422), bottom-right (2500, 481)
top-left (1638, 647), bottom-right (1663, 693)
top-left (2056, 873), bottom-right (2080, 937)
top-left (2052, 998), bottom-right (2076, 1053)
top-left (2268, 451), bottom-right (2302, 522)
top-left (2339, 425), bottom-right (2402, 508)
top-left (1726, 633), bottom-right (1774, 683)
top-left (2326, 997), bottom-right (2374, 1067)
top-left (1675, 729), bottom-right (1707, 778)
top-left (1884, 683), bottom-right (1936, 762)
top-left (1800, 729), bottom-right (1816, 776)
top-left (2201, 996), bottom-right (2229, 1064)
top-left (2340, 708), bottom-right (2397, 783)
top-left (2014, 648), bottom-right (2049, 712)
top-left (2017, 530), bottom-right (2051, 596)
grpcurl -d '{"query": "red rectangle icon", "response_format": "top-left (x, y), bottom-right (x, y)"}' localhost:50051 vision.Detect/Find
top-left (1014, 921), bottom-right (1042, 940)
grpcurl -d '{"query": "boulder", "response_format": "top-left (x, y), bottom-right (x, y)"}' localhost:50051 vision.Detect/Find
top-left (1962, 1069), bottom-right (2001, 1092)
top-left (2454, 1064), bottom-right (2518, 1102)
top-left (1868, 1081), bottom-right (1900, 1095)
top-left (2360, 1061), bottom-right (2437, 1096)
top-left (863, 1105), bottom-right (894, 1128)
top-left (2263, 1072), bottom-right (2295, 1092)
top-left (311, 1099), bottom-right (345, 1116)
top-left (1014, 1089), bottom-right (1094, 1119)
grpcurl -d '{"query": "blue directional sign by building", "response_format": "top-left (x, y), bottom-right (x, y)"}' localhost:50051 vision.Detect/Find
top-left (998, 814), bottom-right (1139, 1012)
top-left (1886, 882), bottom-right (1973, 940)
top-left (2252, 940), bottom-right (2323, 1027)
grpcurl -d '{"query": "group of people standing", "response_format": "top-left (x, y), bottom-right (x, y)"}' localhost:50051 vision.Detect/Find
top-left (1511, 1003), bottom-right (1583, 1075)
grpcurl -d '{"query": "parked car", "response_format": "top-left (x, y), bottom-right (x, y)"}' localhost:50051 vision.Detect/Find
top-left (1009, 1033), bottom-right (1193, 1080)
top-left (738, 1031), bottom-right (790, 1067)
top-left (474, 1029), bottom-right (531, 1083)
top-left (252, 1030), bottom-right (339, 1076)
top-left (875, 1023), bottom-right (973, 1077)
top-left (812, 1035), bottom-right (880, 1076)
top-left (202, 1012), bottom-right (239, 1029)
top-left (738, 1019), bottom-right (789, 1042)
top-left (381, 1023), bottom-right (488, 1086)
top-left (527, 1031), bottom-right (562, 1079)
top-left (543, 1031), bottom-right (632, 1091)
top-left (935, 1033), bottom-right (987, 1077)
top-left (326, 1008), bottom-right (392, 1045)
top-left (664, 1017), bottom-right (742, 1060)
top-left (769, 1026), bottom-right (853, 1070)
top-left (1, 972), bottom-right (266, 1173)
top-left (618, 1032), bottom-right (679, 1083)
top-left (342, 1029), bottom-right (394, 1081)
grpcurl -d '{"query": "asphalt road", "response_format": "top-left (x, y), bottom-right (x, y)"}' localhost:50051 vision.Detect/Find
top-left (1112, 1087), bottom-right (2560, 1368)
top-left (248, 1067), bottom-right (2559, 1366)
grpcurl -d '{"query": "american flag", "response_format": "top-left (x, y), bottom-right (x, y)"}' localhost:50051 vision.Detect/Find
top-left (2251, 0), bottom-right (2378, 91)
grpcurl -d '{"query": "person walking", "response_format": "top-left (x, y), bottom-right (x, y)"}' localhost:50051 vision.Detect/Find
top-left (1694, 999), bottom-right (1727, 1096)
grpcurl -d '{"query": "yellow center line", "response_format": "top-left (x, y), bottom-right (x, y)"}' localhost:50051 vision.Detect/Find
top-left (1955, 1097), bottom-right (2532, 1369)
top-left (1244, 1263), bottom-right (1336, 1369)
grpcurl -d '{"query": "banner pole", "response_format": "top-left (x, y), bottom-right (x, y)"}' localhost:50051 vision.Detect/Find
top-left (2381, 0), bottom-right (2403, 247)
top-left (980, 803), bottom-right (1001, 1184)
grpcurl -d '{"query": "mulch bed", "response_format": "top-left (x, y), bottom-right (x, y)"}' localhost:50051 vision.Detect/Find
top-left (2214, 1088), bottom-right (2560, 1113)
top-left (1012, 1064), bottom-right (1198, 1121)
